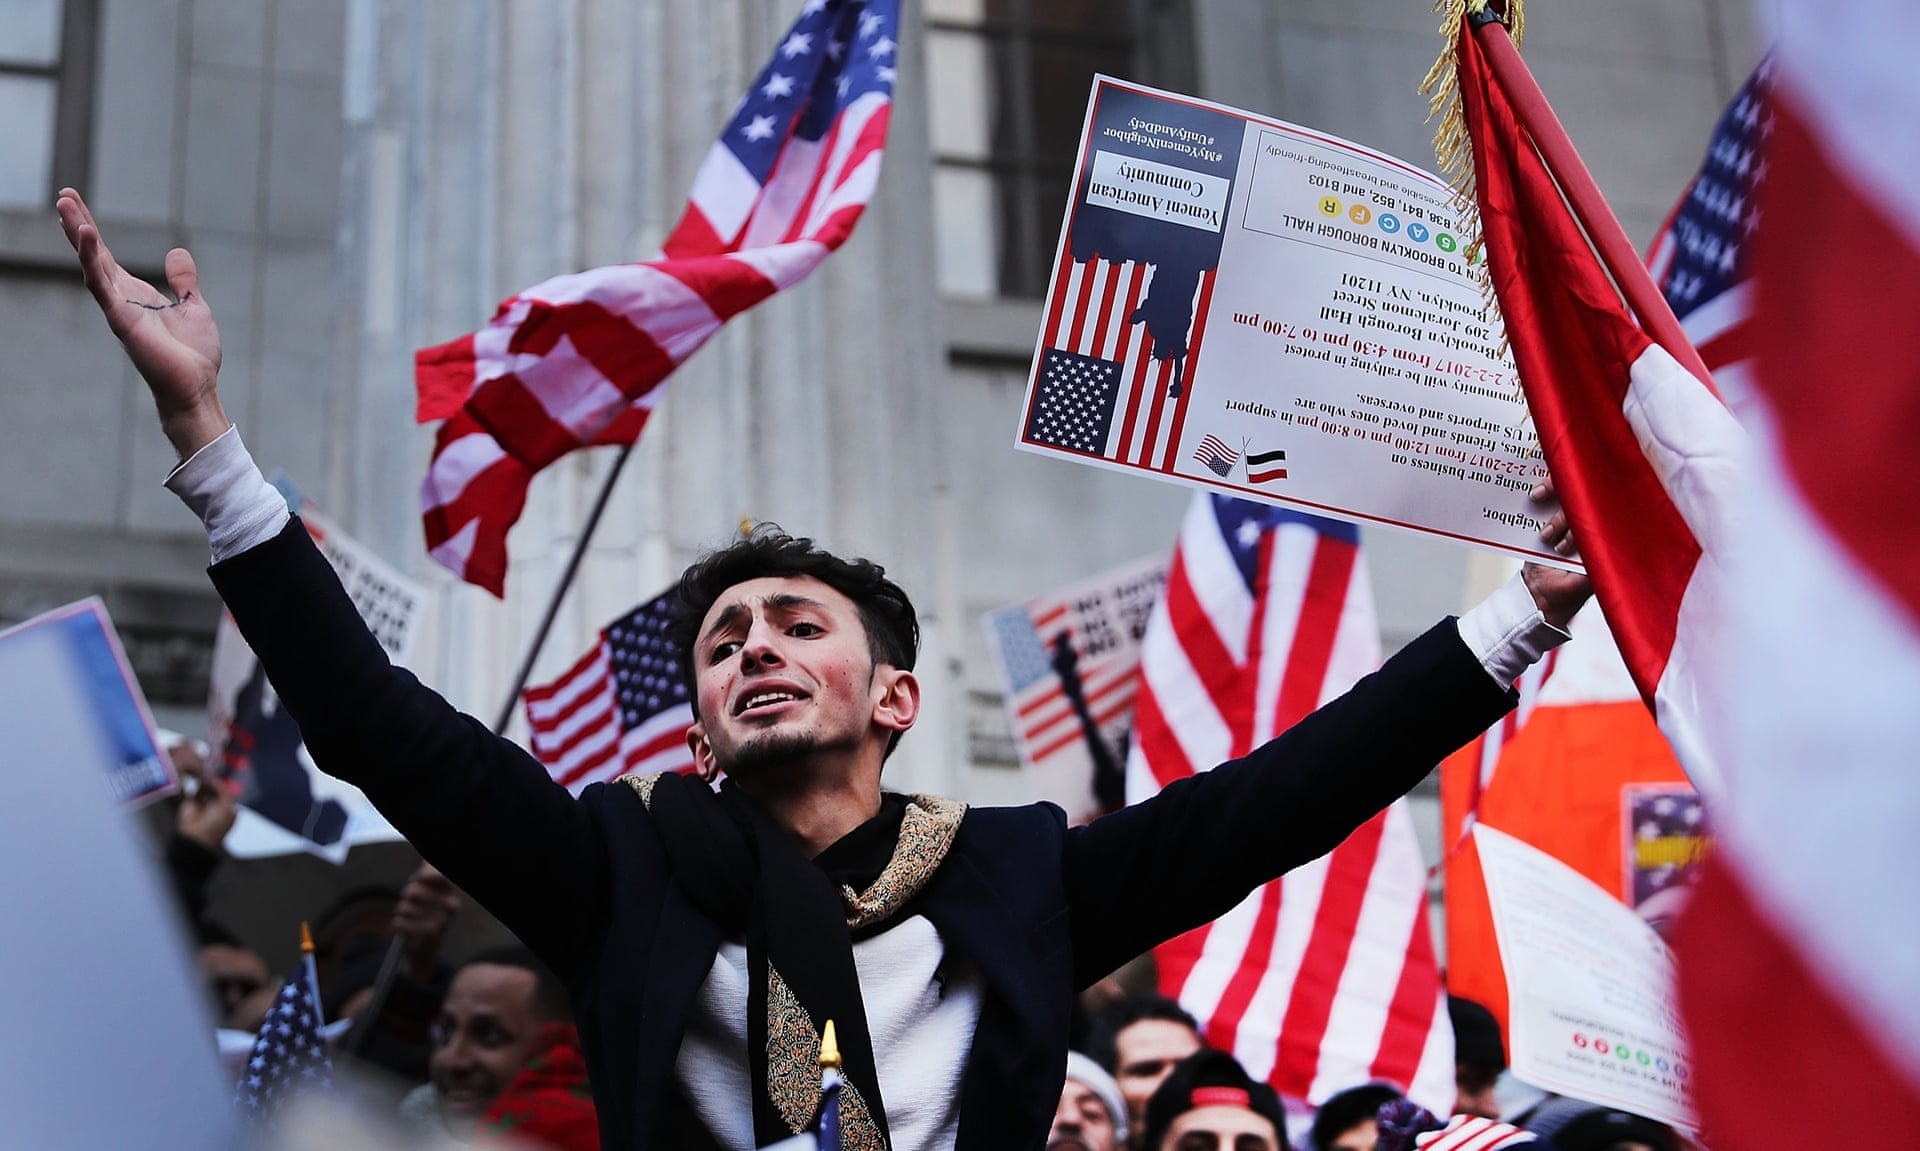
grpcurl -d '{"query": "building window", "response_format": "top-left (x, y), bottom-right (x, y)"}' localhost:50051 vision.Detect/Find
top-left (0, 0), bottom-right (97, 209)
top-left (927, 0), bottom-right (1193, 299)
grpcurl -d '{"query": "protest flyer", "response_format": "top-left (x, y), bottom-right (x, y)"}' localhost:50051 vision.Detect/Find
top-left (207, 479), bottom-right (425, 862)
top-left (0, 598), bottom-right (175, 807)
top-left (983, 554), bottom-right (1166, 820)
top-left (1017, 77), bottom-right (1573, 568)
top-left (1474, 824), bottom-right (1695, 1131)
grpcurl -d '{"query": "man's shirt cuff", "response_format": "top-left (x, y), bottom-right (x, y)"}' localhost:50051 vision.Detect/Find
top-left (163, 426), bottom-right (291, 564)
top-left (1456, 571), bottom-right (1573, 688)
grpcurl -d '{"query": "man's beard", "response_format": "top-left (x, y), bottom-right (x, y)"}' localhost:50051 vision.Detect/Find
top-left (719, 726), bottom-right (857, 781)
top-left (1046, 1137), bottom-right (1094, 1151)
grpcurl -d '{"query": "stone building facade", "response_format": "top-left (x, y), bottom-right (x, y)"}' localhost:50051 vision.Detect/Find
top-left (2, 0), bottom-right (1762, 824)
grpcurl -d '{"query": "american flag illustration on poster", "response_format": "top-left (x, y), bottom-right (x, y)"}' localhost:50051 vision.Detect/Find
top-left (982, 554), bottom-right (1167, 821)
top-left (1021, 80), bottom-right (1241, 477)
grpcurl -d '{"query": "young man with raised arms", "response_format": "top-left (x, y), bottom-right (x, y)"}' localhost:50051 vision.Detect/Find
top-left (57, 189), bottom-right (1587, 1151)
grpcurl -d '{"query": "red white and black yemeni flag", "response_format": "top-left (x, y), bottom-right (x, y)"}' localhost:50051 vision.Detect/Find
top-left (415, 0), bottom-right (901, 594)
top-left (1129, 495), bottom-right (1453, 1112)
top-left (1450, 17), bottom-right (1743, 795)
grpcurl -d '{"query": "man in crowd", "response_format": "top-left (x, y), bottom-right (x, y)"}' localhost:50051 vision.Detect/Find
top-left (1051, 1053), bottom-right (1130, 1151)
top-left (1307, 1084), bottom-right (1403, 1151)
top-left (1520, 1097), bottom-right (1678, 1151)
top-left (1140, 1050), bottom-right (1290, 1151)
top-left (1447, 995), bottom-right (1507, 1120)
top-left (402, 948), bottom-right (597, 1148)
top-left (59, 190), bottom-right (1587, 1151)
top-left (1088, 996), bottom-right (1205, 1147)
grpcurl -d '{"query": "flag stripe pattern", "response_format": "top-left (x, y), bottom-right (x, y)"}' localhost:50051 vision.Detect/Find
top-left (1128, 494), bottom-right (1453, 1113)
top-left (1454, 22), bottom-right (1743, 797)
top-left (523, 590), bottom-right (695, 794)
top-left (1678, 7), bottom-right (1920, 1146)
top-left (1413, 1115), bottom-right (1536, 1149)
top-left (415, 0), bottom-right (901, 595)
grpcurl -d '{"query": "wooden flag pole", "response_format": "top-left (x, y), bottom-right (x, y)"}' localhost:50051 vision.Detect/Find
top-left (490, 441), bottom-right (638, 735)
top-left (1467, 7), bottom-right (1719, 391)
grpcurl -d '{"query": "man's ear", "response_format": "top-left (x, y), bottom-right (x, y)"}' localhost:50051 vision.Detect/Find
top-left (870, 667), bottom-right (920, 736)
top-left (686, 723), bottom-right (721, 782)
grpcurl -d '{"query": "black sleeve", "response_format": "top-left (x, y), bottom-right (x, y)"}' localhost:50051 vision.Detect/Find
top-left (209, 519), bottom-right (610, 979)
top-left (1061, 619), bottom-right (1514, 987)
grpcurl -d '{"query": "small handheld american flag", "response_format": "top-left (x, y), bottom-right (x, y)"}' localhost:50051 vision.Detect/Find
top-left (523, 590), bottom-right (697, 793)
top-left (234, 924), bottom-right (332, 1121)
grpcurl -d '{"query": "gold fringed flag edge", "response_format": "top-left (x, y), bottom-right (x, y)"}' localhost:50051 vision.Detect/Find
top-left (1417, 0), bottom-right (1523, 319)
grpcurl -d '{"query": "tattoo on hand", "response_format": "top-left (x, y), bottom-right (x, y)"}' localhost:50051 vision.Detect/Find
top-left (125, 291), bottom-right (194, 311)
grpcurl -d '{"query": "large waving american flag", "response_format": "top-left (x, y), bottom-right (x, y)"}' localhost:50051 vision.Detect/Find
top-left (414, 0), bottom-right (900, 594)
top-left (1128, 494), bottom-right (1453, 1114)
top-left (1679, 4), bottom-right (1920, 1145)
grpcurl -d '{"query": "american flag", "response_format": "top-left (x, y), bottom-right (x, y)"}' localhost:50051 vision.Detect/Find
top-left (234, 953), bottom-right (332, 1120)
top-left (523, 590), bottom-right (696, 793)
top-left (1647, 56), bottom-right (1771, 409)
top-left (414, 0), bottom-right (901, 595)
top-left (1027, 258), bottom-right (1218, 472)
top-left (1192, 435), bottom-right (1241, 477)
top-left (1128, 494), bottom-right (1453, 1113)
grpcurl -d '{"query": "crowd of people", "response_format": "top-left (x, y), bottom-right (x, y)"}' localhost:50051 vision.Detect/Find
top-left (159, 744), bottom-right (1680, 1151)
top-left (1050, 994), bottom-right (1685, 1151)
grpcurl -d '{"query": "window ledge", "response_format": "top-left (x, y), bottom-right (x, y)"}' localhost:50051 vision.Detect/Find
top-left (941, 295), bottom-right (1046, 363)
top-left (0, 208), bottom-right (181, 276)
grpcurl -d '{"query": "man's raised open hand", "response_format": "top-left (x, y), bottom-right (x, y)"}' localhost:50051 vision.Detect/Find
top-left (57, 188), bottom-right (229, 459)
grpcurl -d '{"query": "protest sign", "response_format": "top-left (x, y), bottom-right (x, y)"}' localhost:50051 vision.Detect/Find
top-left (1017, 77), bottom-right (1573, 568)
top-left (983, 555), bottom-right (1165, 820)
top-left (0, 598), bottom-right (174, 806)
top-left (208, 480), bottom-right (425, 863)
top-left (1474, 824), bottom-right (1695, 1132)
top-left (2, 604), bottom-right (235, 1148)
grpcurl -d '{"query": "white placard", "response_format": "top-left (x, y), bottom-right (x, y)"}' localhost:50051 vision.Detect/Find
top-left (1474, 824), bottom-right (1695, 1131)
top-left (1018, 77), bottom-right (1575, 569)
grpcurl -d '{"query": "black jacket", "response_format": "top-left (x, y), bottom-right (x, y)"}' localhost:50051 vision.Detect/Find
top-left (211, 519), bottom-right (1515, 1150)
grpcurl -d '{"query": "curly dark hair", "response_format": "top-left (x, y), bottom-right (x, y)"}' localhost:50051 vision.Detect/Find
top-left (667, 526), bottom-right (920, 752)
